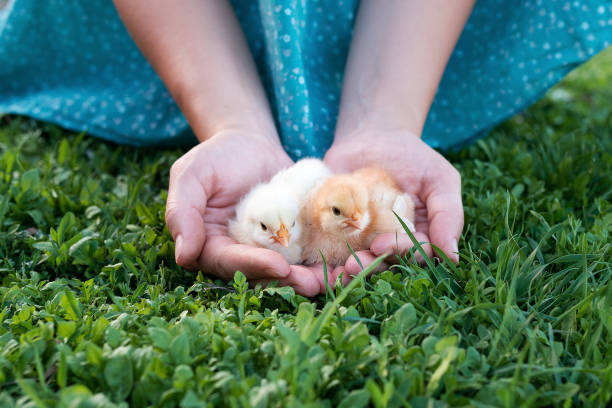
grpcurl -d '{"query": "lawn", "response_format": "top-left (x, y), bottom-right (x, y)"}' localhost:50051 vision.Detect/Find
top-left (1, 47), bottom-right (612, 407)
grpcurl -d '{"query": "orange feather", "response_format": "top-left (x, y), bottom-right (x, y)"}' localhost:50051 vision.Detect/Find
top-left (301, 167), bottom-right (415, 266)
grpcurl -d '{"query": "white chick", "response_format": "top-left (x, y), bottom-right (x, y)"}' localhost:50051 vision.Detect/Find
top-left (229, 158), bottom-right (331, 264)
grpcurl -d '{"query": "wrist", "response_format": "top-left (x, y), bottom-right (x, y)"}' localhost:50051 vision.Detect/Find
top-left (333, 104), bottom-right (424, 145)
top-left (202, 129), bottom-right (293, 175)
top-left (184, 95), bottom-right (279, 144)
top-left (200, 129), bottom-right (287, 164)
top-left (334, 102), bottom-right (425, 144)
top-left (167, 73), bottom-right (278, 144)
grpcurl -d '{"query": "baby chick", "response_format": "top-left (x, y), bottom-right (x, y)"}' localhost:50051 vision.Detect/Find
top-left (302, 167), bottom-right (415, 266)
top-left (353, 167), bottom-right (416, 233)
top-left (269, 158), bottom-right (333, 198)
top-left (229, 158), bottom-right (331, 264)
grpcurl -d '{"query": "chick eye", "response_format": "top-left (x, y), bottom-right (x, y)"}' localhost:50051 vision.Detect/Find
top-left (291, 221), bottom-right (296, 227)
top-left (332, 207), bottom-right (341, 216)
top-left (260, 222), bottom-right (267, 231)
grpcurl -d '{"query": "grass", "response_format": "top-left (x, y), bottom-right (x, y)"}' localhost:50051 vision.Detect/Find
top-left (1, 47), bottom-right (612, 407)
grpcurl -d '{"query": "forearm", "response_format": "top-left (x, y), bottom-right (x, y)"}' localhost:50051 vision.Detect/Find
top-left (114, 0), bottom-right (277, 142)
top-left (335, 0), bottom-right (475, 140)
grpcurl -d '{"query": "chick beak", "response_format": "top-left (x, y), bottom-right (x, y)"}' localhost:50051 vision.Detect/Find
top-left (345, 213), bottom-right (363, 230)
top-left (273, 223), bottom-right (290, 248)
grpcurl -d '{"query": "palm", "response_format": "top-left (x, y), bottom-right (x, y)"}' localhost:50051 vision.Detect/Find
top-left (322, 129), bottom-right (463, 278)
top-left (166, 131), bottom-right (293, 278)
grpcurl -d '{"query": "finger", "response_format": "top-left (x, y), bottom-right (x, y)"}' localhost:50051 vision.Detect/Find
top-left (344, 250), bottom-right (388, 276)
top-left (370, 231), bottom-right (433, 263)
top-left (290, 265), bottom-right (324, 297)
top-left (201, 235), bottom-right (290, 279)
top-left (304, 263), bottom-right (330, 294)
top-left (166, 160), bottom-right (209, 269)
top-left (332, 266), bottom-right (354, 287)
top-left (424, 167), bottom-right (463, 263)
top-left (252, 265), bottom-right (320, 297)
top-left (303, 263), bottom-right (341, 294)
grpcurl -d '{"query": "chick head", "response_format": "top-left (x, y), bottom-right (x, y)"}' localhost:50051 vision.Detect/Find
top-left (233, 183), bottom-right (300, 248)
top-left (313, 175), bottom-right (371, 235)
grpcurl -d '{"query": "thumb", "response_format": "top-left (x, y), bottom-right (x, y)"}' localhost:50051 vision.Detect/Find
top-left (165, 161), bottom-right (209, 269)
top-left (425, 167), bottom-right (463, 263)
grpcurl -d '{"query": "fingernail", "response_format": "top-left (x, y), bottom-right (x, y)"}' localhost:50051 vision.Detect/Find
top-left (266, 264), bottom-right (290, 279)
top-left (450, 239), bottom-right (459, 262)
top-left (175, 234), bottom-right (183, 263)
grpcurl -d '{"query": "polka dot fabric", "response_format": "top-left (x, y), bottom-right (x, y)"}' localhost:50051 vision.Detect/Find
top-left (0, 0), bottom-right (192, 146)
top-left (1, 0), bottom-right (611, 159)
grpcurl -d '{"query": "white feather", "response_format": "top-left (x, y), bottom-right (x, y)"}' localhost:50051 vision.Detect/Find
top-left (392, 194), bottom-right (416, 232)
top-left (270, 158), bottom-right (333, 199)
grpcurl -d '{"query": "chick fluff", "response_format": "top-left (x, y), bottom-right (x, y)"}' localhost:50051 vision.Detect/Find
top-left (229, 158), bottom-right (331, 264)
top-left (302, 167), bottom-right (415, 266)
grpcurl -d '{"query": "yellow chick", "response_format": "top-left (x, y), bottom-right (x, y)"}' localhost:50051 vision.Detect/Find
top-left (353, 167), bottom-right (415, 234)
top-left (301, 167), bottom-right (415, 266)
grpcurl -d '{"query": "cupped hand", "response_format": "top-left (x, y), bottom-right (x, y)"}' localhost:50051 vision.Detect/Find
top-left (166, 132), bottom-right (291, 280)
top-left (322, 128), bottom-right (464, 280)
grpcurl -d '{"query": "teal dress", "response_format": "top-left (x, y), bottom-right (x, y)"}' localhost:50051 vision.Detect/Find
top-left (1, 0), bottom-right (611, 160)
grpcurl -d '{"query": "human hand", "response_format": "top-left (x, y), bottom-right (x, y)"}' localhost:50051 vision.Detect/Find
top-left (166, 130), bottom-right (334, 297)
top-left (322, 128), bottom-right (464, 282)
top-left (166, 132), bottom-right (288, 277)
